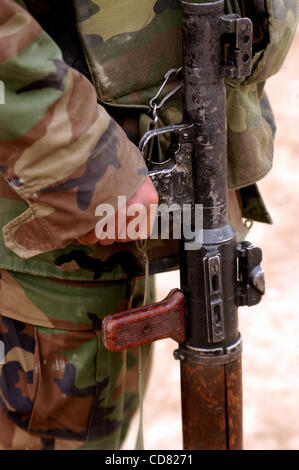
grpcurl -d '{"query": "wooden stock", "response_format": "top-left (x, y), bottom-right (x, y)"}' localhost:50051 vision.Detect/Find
top-left (102, 288), bottom-right (186, 352)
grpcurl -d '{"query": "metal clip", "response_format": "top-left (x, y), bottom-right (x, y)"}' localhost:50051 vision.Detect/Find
top-left (149, 67), bottom-right (183, 124)
top-left (236, 241), bottom-right (265, 307)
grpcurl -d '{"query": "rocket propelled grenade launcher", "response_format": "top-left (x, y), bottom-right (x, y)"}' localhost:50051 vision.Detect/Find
top-left (102, 0), bottom-right (265, 450)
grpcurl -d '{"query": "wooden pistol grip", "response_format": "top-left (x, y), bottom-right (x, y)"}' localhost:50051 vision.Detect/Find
top-left (102, 288), bottom-right (186, 352)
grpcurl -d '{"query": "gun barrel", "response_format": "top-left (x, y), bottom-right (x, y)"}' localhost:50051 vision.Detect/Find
top-left (182, 0), bottom-right (228, 229)
top-left (179, 0), bottom-right (243, 450)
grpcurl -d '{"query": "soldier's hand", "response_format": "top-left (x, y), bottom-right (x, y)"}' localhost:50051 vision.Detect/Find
top-left (78, 176), bottom-right (158, 245)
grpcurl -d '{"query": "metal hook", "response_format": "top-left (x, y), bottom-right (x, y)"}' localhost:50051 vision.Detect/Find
top-left (149, 67), bottom-right (183, 112)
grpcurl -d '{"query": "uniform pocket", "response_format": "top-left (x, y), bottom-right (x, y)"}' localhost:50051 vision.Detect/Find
top-left (77, 3), bottom-right (182, 104)
top-left (28, 326), bottom-right (99, 441)
top-left (0, 317), bottom-right (131, 445)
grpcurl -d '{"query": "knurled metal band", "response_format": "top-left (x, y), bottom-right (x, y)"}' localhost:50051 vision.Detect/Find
top-left (181, 0), bottom-right (224, 15)
top-left (175, 334), bottom-right (242, 365)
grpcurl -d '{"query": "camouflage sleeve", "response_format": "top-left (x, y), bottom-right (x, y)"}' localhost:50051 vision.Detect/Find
top-left (0, 0), bottom-right (148, 259)
top-left (225, 0), bottom-right (298, 190)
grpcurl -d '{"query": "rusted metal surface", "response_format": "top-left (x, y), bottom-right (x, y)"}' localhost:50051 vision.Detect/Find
top-left (180, 356), bottom-right (243, 450)
top-left (102, 289), bottom-right (185, 352)
top-left (139, 124), bottom-right (195, 209)
top-left (181, 360), bottom-right (227, 450)
top-left (181, 0), bottom-right (228, 229)
top-left (179, 0), bottom-right (240, 353)
top-left (226, 357), bottom-right (243, 449)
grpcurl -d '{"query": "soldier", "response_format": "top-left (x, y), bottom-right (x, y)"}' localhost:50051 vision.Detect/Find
top-left (0, 0), bottom-right (297, 450)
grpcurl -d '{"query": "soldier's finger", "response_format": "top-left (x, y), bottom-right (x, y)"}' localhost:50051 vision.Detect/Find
top-left (77, 229), bottom-right (98, 245)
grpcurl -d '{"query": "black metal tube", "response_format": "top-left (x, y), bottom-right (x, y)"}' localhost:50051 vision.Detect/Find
top-left (182, 0), bottom-right (227, 229)
top-left (179, 0), bottom-right (243, 450)
top-left (180, 0), bottom-right (239, 351)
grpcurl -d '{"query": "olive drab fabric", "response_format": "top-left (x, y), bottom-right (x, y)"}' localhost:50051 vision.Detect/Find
top-left (0, 0), bottom-right (297, 278)
top-left (225, 0), bottom-right (299, 189)
top-left (0, 0), bottom-right (297, 451)
top-left (0, 272), bottom-right (153, 450)
top-left (0, 0), bottom-right (148, 261)
top-left (76, 0), bottom-right (298, 190)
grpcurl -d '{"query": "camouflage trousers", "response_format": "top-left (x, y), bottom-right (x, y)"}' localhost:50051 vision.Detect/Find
top-left (0, 269), bottom-right (152, 450)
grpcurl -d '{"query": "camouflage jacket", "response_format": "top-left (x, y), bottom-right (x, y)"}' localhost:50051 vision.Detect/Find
top-left (0, 0), bottom-right (297, 281)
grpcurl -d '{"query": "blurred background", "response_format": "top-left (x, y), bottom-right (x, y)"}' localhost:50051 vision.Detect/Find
top-left (123, 27), bottom-right (299, 451)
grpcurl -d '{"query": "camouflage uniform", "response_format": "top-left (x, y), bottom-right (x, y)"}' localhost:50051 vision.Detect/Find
top-left (0, 0), bottom-right (297, 450)
top-left (0, 274), bottom-right (152, 450)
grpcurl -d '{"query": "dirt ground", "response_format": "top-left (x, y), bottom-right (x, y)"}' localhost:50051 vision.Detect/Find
top-left (123, 29), bottom-right (299, 451)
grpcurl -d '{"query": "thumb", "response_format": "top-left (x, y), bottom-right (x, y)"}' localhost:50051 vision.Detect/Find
top-left (77, 229), bottom-right (98, 245)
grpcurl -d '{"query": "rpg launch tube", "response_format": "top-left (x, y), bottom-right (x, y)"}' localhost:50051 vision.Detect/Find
top-left (178, 0), bottom-right (243, 450)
